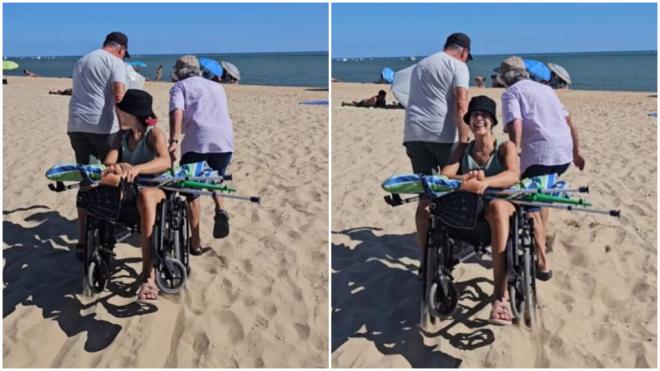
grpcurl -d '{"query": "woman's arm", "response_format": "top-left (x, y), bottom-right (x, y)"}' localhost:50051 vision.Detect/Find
top-left (441, 142), bottom-right (468, 180)
top-left (103, 133), bottom-right (123, 166)
top-left (138, 128), bottom-right (173, 174)
top-left (481, 141), bottom-right (520, 189)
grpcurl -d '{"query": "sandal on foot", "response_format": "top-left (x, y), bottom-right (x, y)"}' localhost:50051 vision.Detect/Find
top-left (137, 282), bottom-right (159, 302)
top-left (489, 299), bottom-right (513, 326)
top-left (190, 245), bottom-right (211, 256)
top-left (536, 269), bottom-right (553, 281)
top-left (213, 209), bottom-right (230, 239)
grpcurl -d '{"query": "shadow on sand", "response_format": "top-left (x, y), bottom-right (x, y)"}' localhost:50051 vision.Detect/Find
top-left (332, 226), bottom-right (496, 368)
top-left (3, 205), bottom-right (157, 352)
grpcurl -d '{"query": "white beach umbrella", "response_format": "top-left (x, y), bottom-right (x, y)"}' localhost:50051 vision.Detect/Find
top-left (547, 63), bottom-right (572, 84)
top-left (220, 61), bottom-right (241, 80)
top-left (391, 64), bottom-right (416, 108)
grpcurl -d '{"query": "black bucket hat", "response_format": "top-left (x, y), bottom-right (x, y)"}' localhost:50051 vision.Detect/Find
top-left (463, 95), bottom-right (498, 125)
top-left (117, 89), bottom-right (156, 118)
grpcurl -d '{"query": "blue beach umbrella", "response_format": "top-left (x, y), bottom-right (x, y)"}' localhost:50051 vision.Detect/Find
top-left (523, 59), bottom-right (551, 82)
top-left (128, 60), bottom-right (147, 68)
top-left (381, 67), bottom-right (395, 83)
top-left (199, 57), bottom-right (223, 78)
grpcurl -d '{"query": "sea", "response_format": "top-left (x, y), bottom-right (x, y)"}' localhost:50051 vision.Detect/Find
top-left (332, 51), bottom-right (657, 92)
top-left (4, 52), bottom-right (329, 88)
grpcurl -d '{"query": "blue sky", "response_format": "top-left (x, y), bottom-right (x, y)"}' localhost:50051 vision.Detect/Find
top-left (333, 3), bottom-right (657, 58)
top-left (3, 3), bottom-right (328, 56)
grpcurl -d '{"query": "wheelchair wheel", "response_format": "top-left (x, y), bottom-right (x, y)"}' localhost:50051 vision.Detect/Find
top-left (87, 257), bottom-right (109, 293)
top-left (84, 217), bottom-right (108, 294)
top-left (428, 277), bottom-right (458, 317)
top-left (522, 247), bottom-right (537, 327)
top-left (155, 258), bottom-right (187, 294)
top-left (420, 220), bottom-right (439, 327)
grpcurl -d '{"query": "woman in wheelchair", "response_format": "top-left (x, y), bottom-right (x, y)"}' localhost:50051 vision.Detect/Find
top-left (99, 89), bottom-right (172, 302)
top-left (441, 95), bottom-right (520, 325)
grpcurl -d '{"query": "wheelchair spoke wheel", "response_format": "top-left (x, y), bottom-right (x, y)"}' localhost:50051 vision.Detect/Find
top-left (155, 258), bottom-right (188, 294)
top-left (509, 284), bottom-right (523, 319)
top-left (429, 277), bottom-right (458, 317)
top-left (522, 248), bottom-right (537, 328)
top-left (87, 257), bottom-right (109, 293)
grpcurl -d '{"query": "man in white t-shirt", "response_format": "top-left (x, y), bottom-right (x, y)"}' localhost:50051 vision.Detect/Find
top-left (68, 31), bottom-right (129, 253)
top-left (403, 32), bottom-right (472, 249)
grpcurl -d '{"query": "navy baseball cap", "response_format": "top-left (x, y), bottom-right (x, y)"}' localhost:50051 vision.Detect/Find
top-left (445, 32), bottom-right (473, 61)
top-left (104, 32), bottom-right (130, 58)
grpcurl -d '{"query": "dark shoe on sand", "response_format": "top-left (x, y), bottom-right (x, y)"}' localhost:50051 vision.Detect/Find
top-left (536, 269), bottom-right (553, 281)
top-left (213, 209), bottom-right (230, 239)
top-left (190, 245), bottom-right (212, 256)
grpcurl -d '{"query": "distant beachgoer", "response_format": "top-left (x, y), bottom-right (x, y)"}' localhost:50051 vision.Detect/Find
top-left (341, 90), bottom-right (387, 108)
top-left (549, 72), bottom-right (569, 89)
top-left (49, 88), bottom-right (73, 96)
top-left (23, 69), bottom-right (39, 77)
top-left (168, 55), bottom-right (234, 255)
top-left (68, 31), bottom-right (129, 254)
top-left (403, 32), bottom-right (472, 250)
top-left (491, 74), bottom-right (506, 88)
top-left (475, 75), bottom-right (486, 87)
top-left (221, 69), bottom-right (239, 84)
top-left (498, 55), bottom-right (585, 282)
top-left (155, 64), bottom-right (163, 81)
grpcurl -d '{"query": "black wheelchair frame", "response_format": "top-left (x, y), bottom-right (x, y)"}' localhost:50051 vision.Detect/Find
top-left (73, 186), bottom-right (191, 297)
top-left (385, 190), bottom-right (539, 328)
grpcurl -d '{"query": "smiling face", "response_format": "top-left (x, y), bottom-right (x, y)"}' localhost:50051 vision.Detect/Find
top-left (469, 111), bottom-right (494, 136)
top-left (116, 108), bottom-right (140, 130)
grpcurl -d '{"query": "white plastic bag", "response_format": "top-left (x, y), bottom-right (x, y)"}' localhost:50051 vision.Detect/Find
top-left (124, 63), bottom-right (145, 90)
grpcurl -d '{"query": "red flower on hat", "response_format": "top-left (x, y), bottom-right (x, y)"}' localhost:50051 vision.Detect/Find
top-left (145, 117), bottom-right (158, 126)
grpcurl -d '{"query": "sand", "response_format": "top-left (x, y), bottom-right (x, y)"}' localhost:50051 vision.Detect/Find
top-left (331, 82), bottom-right (656, 367)
top-left (3, 76), bottom-right (328, 367)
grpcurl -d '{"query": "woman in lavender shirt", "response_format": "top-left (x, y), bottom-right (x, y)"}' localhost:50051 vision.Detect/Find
top-left (498, 56), bottom-right (585, 282)
top-left (168, 55), bottom-right (234, 255)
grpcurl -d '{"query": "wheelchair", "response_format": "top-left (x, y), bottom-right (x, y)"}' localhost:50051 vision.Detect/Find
top-left (386, 190), bottom-right (538, 328)
top-left (80, 185), bottom-right (191, 297)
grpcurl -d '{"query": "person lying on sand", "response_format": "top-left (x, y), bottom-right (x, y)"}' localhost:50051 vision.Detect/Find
top-left (341, 90), bottom-right (387, 108)
top-left (87, 89), bottom-right (172, 302)
top-left (49, 88), bottom-right (73, 96)
top-left (23, 69), bottom-right (39, 77)
top-left (441, 96), bottom-right (520, 325)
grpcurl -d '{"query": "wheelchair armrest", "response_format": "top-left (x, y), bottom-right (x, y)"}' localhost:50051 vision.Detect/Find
top-left (384, 194), bottom-right (403, 206)
top-left (48, 181), bottom-right (80, 192)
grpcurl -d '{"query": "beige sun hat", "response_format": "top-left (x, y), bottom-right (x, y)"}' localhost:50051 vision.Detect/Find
top-left (499, 56), bottom-right (526, 74)
top-left (172, 55), bottom-right (201, 81)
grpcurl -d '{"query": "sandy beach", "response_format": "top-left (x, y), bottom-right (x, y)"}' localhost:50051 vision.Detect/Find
top-left (3, 76), bottom-right (328, 367)
top-left (331, 82), bottom-right (656, 367)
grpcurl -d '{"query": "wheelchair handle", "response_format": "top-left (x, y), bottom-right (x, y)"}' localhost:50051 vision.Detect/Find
top-left (48, 181), bottom-right (80, 192)
top-left (384, 193), bottom-right (419, 207)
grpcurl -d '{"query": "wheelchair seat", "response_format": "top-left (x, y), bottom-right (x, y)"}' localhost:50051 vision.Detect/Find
top-left (444, 218), bottom-right (491, 247)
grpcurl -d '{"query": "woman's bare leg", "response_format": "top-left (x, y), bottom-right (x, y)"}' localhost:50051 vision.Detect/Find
top-left (485, 200), bottom-right (516, 301)
top-left (187, 198), bottom-right (202, 250)
top-left (137, 187), bottom-right (166, 297)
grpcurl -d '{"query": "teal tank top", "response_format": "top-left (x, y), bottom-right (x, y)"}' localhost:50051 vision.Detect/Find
top-left (459, 139), bottom-right (506, 177)
top-left (120, 127), bottom-right (156, 166)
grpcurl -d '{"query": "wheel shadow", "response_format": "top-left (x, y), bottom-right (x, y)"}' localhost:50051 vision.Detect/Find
top-left (3, 206), bottom-right (157, 353)
top-left (332, 226), bottom-right (495, 368)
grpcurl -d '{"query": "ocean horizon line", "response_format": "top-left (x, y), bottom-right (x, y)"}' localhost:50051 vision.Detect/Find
top-left (6, 50), bottom-right (329, 59)
top-left (334, 49), bottom-right (657, 60)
